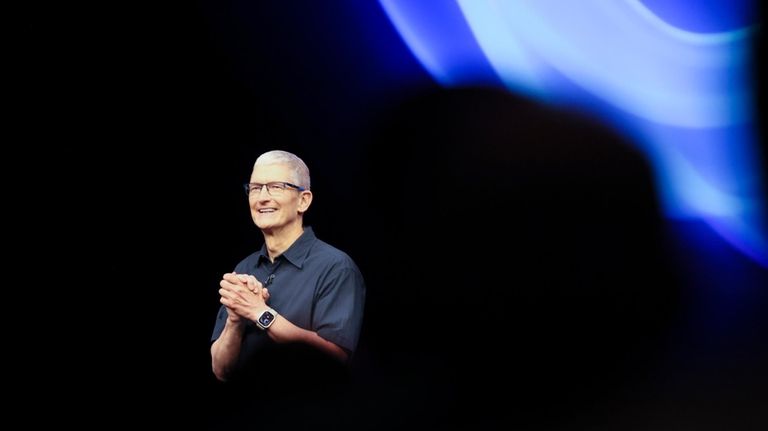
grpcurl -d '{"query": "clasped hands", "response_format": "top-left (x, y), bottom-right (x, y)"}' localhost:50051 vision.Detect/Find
top-left (219, 272), bottom-right (271, 324)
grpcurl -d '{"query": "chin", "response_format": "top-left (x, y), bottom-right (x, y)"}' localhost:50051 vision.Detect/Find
top-left (254, 220), bottom-right (271, 229)
top-left (254, 219), bottom-right (279, 231)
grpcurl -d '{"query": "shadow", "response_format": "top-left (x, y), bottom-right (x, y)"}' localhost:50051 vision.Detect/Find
top-left (355, 87), bottom-right (682, 428)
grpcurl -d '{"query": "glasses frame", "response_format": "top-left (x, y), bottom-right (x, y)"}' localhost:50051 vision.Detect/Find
top-left (243, 181), bottom-right (306, 196)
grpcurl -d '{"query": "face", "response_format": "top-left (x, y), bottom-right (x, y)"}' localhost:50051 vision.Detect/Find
top-left (248, 163), bottom-right (312, 232)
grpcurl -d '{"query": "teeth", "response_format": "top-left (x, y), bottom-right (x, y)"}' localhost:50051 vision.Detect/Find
top-left (259, 209), bottom-right (276, 213)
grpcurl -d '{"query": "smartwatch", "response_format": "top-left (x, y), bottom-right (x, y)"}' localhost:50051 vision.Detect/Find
top-left (255, 308), bottom-right (278, 330)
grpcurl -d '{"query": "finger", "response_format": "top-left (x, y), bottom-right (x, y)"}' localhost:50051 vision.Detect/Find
top-left (245, 277), bottom-right (256, 291)
top-left (220, 280), bottom-right (237, 293)
top-left (218, 287), bottom-right (235, 300)
top-left (220, 284), bottom-right (249, 301)
top-left (249, 275), bottom-right (264, 290)
top-left (246, 276), bottom-right (264, 292)
top-left (220, 297), bottom-right (241, 310)
top-left (262, 288), bottom-right (270, 300)
top-left (222, 273), bottom-right (245, 285)
top-left (223, 273), bottom-right (247, 285)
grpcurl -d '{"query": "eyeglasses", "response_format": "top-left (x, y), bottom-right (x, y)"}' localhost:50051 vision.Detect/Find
top-left (244, 181), bottom-right (306, 196)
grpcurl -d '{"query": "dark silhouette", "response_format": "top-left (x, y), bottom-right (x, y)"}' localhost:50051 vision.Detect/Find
top-left (356, 87), bottom-right (681, 428)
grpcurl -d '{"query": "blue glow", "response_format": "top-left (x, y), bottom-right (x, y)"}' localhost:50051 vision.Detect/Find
top-left (378, 0), bottom-right (500, 87)
top-left (638, 0), bottom-right (757, 33)
top-left (455, 0), bottom-right (546, 98)
top-left (378, 0), bottom-right (766, 265)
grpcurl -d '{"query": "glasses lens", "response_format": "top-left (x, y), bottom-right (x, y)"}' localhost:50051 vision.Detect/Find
top-left (267, 183), bottom-right (286, 195)
top-left (246, 183), bottom-right (293, 196)
top-left (245, 183), bottom-right (264, 195)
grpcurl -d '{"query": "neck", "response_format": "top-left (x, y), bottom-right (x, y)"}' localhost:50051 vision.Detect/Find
top-left (262, 222), bottom-right (304, 261)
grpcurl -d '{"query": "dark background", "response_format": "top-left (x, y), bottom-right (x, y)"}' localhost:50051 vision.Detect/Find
top-left (24, 1), bottom-right (766, 429)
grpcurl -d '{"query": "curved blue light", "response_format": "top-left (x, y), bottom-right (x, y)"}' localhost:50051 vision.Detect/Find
top-left (377, 0), bottom-right (500, 87)
top-left (638, 0), bottom-right (756, 33)
top-left (379, 0), bottom-right (766, 266)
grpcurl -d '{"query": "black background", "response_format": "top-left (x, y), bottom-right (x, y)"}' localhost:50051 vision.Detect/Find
top-left (23, 1), bottom-right (767, 429)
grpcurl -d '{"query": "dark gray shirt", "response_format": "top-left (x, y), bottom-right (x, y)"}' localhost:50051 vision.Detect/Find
top-left (211, 227), bottom-right (365, 361)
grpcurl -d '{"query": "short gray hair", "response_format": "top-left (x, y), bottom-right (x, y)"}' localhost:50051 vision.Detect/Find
top-left (254, 150), bottom-right (311, 190)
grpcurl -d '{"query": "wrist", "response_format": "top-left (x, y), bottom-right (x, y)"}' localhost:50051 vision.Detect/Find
top-left (225, 316), bottom-right (245, 331)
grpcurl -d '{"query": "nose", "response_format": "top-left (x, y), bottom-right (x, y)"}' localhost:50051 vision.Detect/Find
top-left (256, 185), bottom-right (274, 200)
top-left (248, 185), bottom-right (269, 200)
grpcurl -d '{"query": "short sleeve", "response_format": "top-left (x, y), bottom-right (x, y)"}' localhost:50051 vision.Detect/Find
top-left (211, 305), bottom-right (228, 342)
top-left (312, 266), bottom-right (366, 352)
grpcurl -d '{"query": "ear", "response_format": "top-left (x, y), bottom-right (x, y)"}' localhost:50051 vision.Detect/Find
top-left (297, 190), bottom-right (313, 214)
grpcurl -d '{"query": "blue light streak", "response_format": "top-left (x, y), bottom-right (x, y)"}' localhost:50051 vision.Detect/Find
top-left (379, 0), bottom-right (766, 266)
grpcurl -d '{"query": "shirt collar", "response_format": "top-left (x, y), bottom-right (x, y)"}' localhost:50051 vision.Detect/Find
top-left (256, 226), bottom-right (316, 269)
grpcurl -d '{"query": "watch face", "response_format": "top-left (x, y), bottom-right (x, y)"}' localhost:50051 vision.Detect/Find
top-left (258, 311), bottom-right (275, 327)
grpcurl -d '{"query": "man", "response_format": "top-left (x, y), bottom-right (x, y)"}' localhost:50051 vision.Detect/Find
top-left (210, 150), bottom-right (365, 384)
